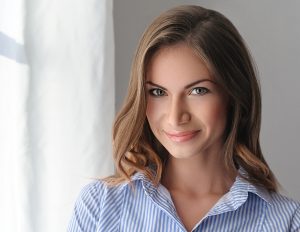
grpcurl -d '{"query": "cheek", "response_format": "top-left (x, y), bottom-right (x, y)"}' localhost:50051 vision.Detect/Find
top-left (200, 99), bottom-right (228, 129)
top-left (146, 99), bottom-right (165, 124)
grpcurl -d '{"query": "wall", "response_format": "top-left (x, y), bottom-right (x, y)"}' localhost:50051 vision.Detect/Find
top-left (114, 0), bottom-right (300, 200)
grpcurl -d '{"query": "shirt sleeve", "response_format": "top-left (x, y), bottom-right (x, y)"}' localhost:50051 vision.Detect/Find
top-left (290, 203), bottom-right (300, 232)
top-left (67, 181), bottom-right (104, 232)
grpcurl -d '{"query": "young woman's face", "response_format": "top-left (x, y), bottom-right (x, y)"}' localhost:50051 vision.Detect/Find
top-left (146, 43), bottom-right (228, 159)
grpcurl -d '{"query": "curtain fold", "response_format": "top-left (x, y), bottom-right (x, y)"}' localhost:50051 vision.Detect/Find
top-left (0, 0), bottom-right (30, 231)
top-left (0, 0), bottom-right (114, 231)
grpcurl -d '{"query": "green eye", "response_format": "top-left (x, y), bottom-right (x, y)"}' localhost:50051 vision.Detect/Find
top-left (149, 88), bottom-right (166, 96)
top-left (190, 87), bottom-right (209, 95)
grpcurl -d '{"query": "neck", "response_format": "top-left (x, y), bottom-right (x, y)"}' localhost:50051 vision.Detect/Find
top-left (161, 151), bottom-right (237, 196)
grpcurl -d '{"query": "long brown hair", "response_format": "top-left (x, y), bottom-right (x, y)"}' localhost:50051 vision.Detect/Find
top-left (109, 5), bottom-right (278, 192)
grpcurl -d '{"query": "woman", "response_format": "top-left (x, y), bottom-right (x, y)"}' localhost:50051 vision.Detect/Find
top-left (68, 5), bottom-right (300, 231)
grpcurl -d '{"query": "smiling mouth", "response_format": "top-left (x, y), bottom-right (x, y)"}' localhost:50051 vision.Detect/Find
top-left (165, 130), bottom-right (200, 142)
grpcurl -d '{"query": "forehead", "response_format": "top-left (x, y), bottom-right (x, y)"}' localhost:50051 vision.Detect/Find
top-left (146, 43), bottom-right (213, 83)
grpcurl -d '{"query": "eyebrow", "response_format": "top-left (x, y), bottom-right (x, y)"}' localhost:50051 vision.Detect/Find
top-left (145, 79), bottom-right (215, 90)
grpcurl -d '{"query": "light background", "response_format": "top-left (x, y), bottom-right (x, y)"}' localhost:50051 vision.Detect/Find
top-left (114, 0), bottom-right (300, 200)
top-left (0, 1), bottom-right (114, 231)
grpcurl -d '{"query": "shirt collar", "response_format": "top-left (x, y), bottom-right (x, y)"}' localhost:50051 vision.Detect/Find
top-left (131, 167), bottom-right (273, 208)
top-left (238, 167), bottom-right (272, 205)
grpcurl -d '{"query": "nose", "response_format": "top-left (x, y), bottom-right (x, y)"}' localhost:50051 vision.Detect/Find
top-left (167, 97), bottom-right (191, 126)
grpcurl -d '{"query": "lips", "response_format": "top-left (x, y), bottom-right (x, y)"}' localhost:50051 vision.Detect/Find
top-left (165, 130), bottom-right (200, 142)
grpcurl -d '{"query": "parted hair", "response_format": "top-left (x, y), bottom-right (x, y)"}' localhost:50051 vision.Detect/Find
top-left (108, 5), bottom-right (278, 192)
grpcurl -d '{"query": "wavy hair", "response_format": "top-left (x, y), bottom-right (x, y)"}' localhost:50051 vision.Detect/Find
top-left (108, 5), bottom-right (278, 192)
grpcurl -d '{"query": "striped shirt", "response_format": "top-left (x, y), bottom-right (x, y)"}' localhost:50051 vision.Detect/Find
top-left (68, 170), bottom-right (300, 231)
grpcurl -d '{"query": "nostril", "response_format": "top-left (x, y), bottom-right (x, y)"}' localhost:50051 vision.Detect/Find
top-left (181, 113), bottom-right (191, 123)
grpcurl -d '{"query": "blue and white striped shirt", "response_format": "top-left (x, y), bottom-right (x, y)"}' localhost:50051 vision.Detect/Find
top-left (68, 170), bottom-right (300, 231)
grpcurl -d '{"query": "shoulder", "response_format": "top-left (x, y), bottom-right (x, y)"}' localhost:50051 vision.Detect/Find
top-left (268, 191), bottom-right (300, 214)
top-left (266, 192), bottom-right (300, 231)
top-left (68, 179), bottom-right (129, 232)
top-left (269, 192), bottom-right (300, 209)
top-left (73, 179), bottom-right (130, 212)
top-left (77, 180), bottom-right (105, 202)
top-left (236, 170), bottom-right (300, 231)
top-left (78, 179), bottom-right (127, 201)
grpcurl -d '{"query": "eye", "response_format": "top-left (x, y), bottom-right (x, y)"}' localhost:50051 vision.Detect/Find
top-left (190, 87), bottom-right (209, 95)
top-left (149, 88), bottom-right (166, 96)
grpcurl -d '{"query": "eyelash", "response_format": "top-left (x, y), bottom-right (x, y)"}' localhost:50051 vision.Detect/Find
top-left (148, 88), bottom-right (166, 96)
top-left (148, 87), bottom-right (210, 97)
top-left (190, 87), bottom-right (209, 95)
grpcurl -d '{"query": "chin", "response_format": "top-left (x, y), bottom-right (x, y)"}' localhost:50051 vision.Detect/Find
top-left (166, 148), bottom-right (199, 159)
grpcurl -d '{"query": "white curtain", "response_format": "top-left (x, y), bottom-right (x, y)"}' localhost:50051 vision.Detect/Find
top-left (0, 0), bottom-right (115, 231)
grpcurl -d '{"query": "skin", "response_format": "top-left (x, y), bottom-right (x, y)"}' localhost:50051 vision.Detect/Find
top-left (146, 43), bottom-right (237, 231)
